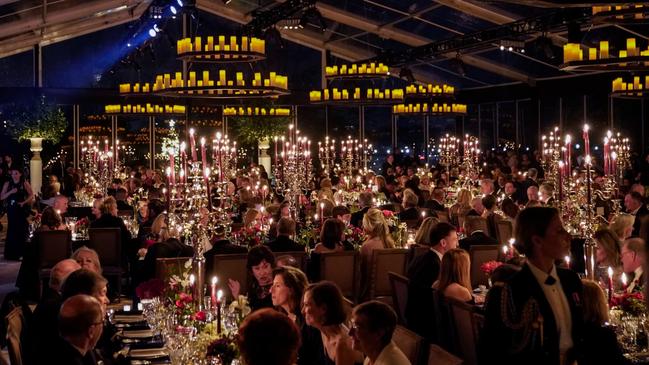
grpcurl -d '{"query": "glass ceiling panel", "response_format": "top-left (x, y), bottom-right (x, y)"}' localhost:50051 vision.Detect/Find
top-left (392, 18), bottom-right (456, 41)
top-left (425, 6), bottom-right (499, 34)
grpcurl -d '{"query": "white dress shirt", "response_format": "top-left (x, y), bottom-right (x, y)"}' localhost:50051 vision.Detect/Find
top-left (527, 262), bottom-right (573, 353)
top-left (364, 341), bottom-right (411, 365)
top-left (627, 266), bottom-right (644, 293)
top-left (431, 248), bottom-right (443, 261)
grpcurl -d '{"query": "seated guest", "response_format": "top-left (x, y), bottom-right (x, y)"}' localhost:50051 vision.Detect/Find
top-left (267, 218), bottom-right (303, 252)
top-left (480, 207), bottom-right (583, 365)
top-left (205, 226), bottom-right (247, 256)
top-left (610, 213), bottom-right (634, 241)
top-left (467, 197), bottom-right (484, 217)
top-left (526, 185), bottom-right (539, 205)
top-left (501, 198), bottom-right (520, 220)
top-left (594, 228), bottom-right (622, 270)
top-left (351, 192), bottom-right (373, 228)
top-left (60, 269), bottom-right (110, 314)
top-left (314, 218), bottom-right (351, 253)
top-left (580, 279), bottom-right (629, 365)
top-left (621, 237), bottom-right (645, 293)
top-left (481, 195), bottom-right (501, 237)
top-left (405, 222), bottom-right (457, 339)
top-left (350, 301), bottom-right (411, 365)
top-left (539, 183), bottom-right (555, 206)
top-left (91, 197), bottom-right (103, 220)
top-left (425, 187), bottom-right (446, 212)
top-left (52, 195), bottom-right (69, 216)
top-left (433, 249), bottom-right (474, 303)
top-left (38, 206), bottom-right (66, 231)
top-left (31, 259), bottom-right (81, 361)
top-left (271, 267), bottom-right (322, 365)
top-left (414, 217), bottom-right (438, 246)
top-left (459, 216), bottom-right (498, 250)
top-left (449, 189), bottom-right (472, 225)
top-left (332, 205), bottom-right (351, 226)
top-left (51, 295), bottom-right (104, 365)
top-left (625, 192), bottom-right (649, 236)
top-left (140, 214), bottom-right (194, 282)
top-left (115, 188), bottom-right (132, 212)
top-left (90, 196), bottom-right (131, 260)
top-left (302, 281), bottom-right (363, 365)
top-left (243, 208), bottom-right (261, 228)
top-left (229, 245), bottom-right (276, 310)
top-left (361, 208), bottom-right (395, 260)
top-left (398, 189), bottom-right (419, 221)
top-left (71, 246), bottom-right (102, 274)
top-left (137, 199), bottom-right (164, 239)
top-left (238, 308), bottom-right (301, 365)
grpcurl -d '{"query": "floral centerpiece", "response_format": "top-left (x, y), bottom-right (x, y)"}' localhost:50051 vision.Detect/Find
top-left (75, 217), bottom-right (89, 238)
top-left (611, 291), bottom-right (646, 317)
top-left (480, 260), bottom-right (503, 276)
top-left (235, 224), bottom-right (267, 247)
top-left (296, 221), bottom-right (318, 247)
top-left (344, 225), bottom-right (366, 249)
top-left (384, 210), bottom-right (407, 247)
top-left (206, 331), bottom-right (239, 365)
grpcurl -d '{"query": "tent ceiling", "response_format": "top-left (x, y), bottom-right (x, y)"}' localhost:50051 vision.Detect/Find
top-left (0, 0), bottom-right (644, 88)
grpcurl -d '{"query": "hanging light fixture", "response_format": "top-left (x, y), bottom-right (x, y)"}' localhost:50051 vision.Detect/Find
top-left (309, 87), bottom-right (404, 105)
top-left (176, 35), bottom-right (266, 63)
top-left (104, 104), bottom-right (186, 115)
top-left (325, 62), bottom-right (390, 79)
top-left (611, 75), bottom-right (649, 98)
top-left (223, 106), bottom-right (291, 116)
top-left (392, 103), bottom-right (467, 116)
top-left (561, 38), bottom-right (649, 71)
top-left (592, 4), bottom-right (649, 24)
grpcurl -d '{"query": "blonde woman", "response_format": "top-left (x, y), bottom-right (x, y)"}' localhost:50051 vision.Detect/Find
top-left (414, 217), bottom-right (439, 246)
top-left (450, 188), bottom-right (472, 226)
top-left (433, 248), bottom-right (473, 303)
top-left (609, 213), bottom-right (634, 240)
top-left (71, 246), bottom-right (102, 274)
top-left (360, 208), bottom-right (395, 258)
top-left (318, 178), bottom-right (335, 202)
top-left (243, 208), bottom-right (261, 228)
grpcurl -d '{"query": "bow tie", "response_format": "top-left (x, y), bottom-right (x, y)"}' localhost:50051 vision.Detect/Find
top-left (544, 275), bottom-right (557, 285)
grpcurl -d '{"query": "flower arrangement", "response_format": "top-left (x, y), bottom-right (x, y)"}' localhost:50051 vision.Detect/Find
top-left (206, 332), bottom-right (239, 365)
top-left (236, 224), bottom-right (267, 247)
top-left (296, 221), bottom-right (318, 247)
top-left (229, 295), bottom-right (252, 322)
top-left (611, 291), bottom-right (647, 316)
top-left (480, 260), bottom-right (504, 276)
top-left (344, 226), bottom-right (366, 249)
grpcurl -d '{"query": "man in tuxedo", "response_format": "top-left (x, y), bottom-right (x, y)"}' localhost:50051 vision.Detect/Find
top-left (266, 217), bottom-right (303, 252)
top-left (539, 183), bottom-right (555, 207)
top-left (398, 189), bottom-right (420, 221)
top-left (405, 222), bottom-right (457, 339)
top-left (459, 216), bottom-right (498, 250)
top-left (351, 192), bottom-right (373, 228)
top-left (425, 187), bottom-right (446, 212)
top-left (52, 195), bottom-right (69, 215)
top-left (50, 295), bottom-right (104, 365)
top-left (621, 238), bottom-right (645, 293)
top-left (625, 192), bottom-right (649, 236)
top-left (480, 179), bottom-right (495, 196)
top-left (480, 207), bottom-right (584, 365)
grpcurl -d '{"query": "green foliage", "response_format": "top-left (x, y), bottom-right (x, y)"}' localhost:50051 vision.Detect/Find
top-left (230, 115), bottom-right (290, 145)
top-left (4, 96), bottom-right (67, 143)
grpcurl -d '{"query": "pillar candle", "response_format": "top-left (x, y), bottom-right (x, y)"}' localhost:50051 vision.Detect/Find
top-left (190, 128), bottom-right (197, 161)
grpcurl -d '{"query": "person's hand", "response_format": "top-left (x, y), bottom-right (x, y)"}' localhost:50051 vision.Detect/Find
top-left (137, 248), bottom-right (148, 258)
top-left (228, 279), bottom-right (241, 298)
top-left (8, 188), bottom-right (17, 195)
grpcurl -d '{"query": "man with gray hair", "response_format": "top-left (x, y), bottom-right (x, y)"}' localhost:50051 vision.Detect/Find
top-left (51, 294), bottom-right (104, 365)
top-left (351, 191), bottom-right (374, 228)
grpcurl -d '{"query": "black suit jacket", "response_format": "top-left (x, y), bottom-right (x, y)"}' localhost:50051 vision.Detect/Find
top-left (398, 207), bottom-right (420, 221)
top-left (47, 336), bottom-right (99, 365)
top-left (405, 250), bottom-right (441, 339)
top-left (632, 204), bottom-right (649, 236)
top-left (31, 288), bottom-right (63, 364)
top-left (459, 231), bottom-right (499, 250)
top-left (141, 238), bottom-right (195, 281)
top-left (479, 264), bottom-right (584, 365)
top-left (266, 235), bottom-right (303, 253)
top-left (424, 199), bottom-right (445, 212)
top-left (350, 207), bottom-right (370, 228)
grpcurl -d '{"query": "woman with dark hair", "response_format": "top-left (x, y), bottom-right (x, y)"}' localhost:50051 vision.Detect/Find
top-left (1, 166), bottom-right (33, 260)
top-left (38, 206), bottom-right (66, 231)
top-left (314, 219), bottom-right (351, 253)
top-left (238, 308), bottom-right (301, 365)
top-left (302, 281), bottom-right (363, 365)
top-left (229, 245), bottom-right (276, 310)
top-left (271, 266), bottom-right (324, 365)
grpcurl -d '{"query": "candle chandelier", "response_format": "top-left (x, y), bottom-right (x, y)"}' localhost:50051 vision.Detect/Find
top-left (592, 4), bottom-right (649, 24)
top-left (176, 35), bottom-right (266, 63)
top-left (325, 62), bottom-right (391, 79)
top-left (222, 106), bottom-right (291, 117)
top-left (391, 102), bottom-right (468, 115)
top-left (561, 38), bottom-right (649, 71)
top-left (309, 87), bottom-right (404, 104)
top-left (104, 104), bottom-right (186, 115)
top-left (404, 83), bottom-right (456, 99)
top-left (611, 75), bottom-right (649, 98)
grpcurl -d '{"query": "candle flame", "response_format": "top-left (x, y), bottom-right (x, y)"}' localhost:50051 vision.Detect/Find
top-left (217, 289), bottom-right (223, 300)
top-left (607, 266), bottom-right (613, 277)
top-left (212, 276), bottom-right (218, 285)
top-left (622, 273), bottom-right (627, 286)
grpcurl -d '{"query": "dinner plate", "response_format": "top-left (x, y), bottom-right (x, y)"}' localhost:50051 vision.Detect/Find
top-left (129, 348), bottom-right (168, 359)
top-left (114, 314), bottom-right (145, 323)
top-left (121, 329), bottom-right (155, 339)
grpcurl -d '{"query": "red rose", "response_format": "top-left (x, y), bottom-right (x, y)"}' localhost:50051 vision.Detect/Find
top-left (382, 210), bottom-right (393, 218)
top-left (193, 310), bottom-right (206, 322)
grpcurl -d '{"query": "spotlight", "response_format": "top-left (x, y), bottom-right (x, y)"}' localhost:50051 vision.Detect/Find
top-left (170, 5), bottom-right (177, 14)
top-left (153, 23), bottom-right (160, 32)
top-left (149, 28), bottom-right (157, 37)
top-left (127, 42), bottom-right (132, 47)
top-left (176, 0), bottom-right (183, 6)
top-left (300, 7), bottom-right (326, 32)
top-left (222, 0), bottom-right (232, 3)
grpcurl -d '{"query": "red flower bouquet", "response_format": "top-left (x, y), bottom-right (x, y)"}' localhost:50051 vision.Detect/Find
top-left (382, 210), bottom-right (394, 218)
top-left (480, 260), bottom-right (503, 276)
top-left (611, 291), bottom-right (646, 316)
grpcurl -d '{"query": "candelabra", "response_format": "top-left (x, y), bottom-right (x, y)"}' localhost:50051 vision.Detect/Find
top-left (459, 134), bottom-right (480, 185)
top-left (318, 136), bottom-right (336, 175)
top-left (438, 134), bottom-right (459, 171)
top-left (79, 137), bottom-right (124, 201)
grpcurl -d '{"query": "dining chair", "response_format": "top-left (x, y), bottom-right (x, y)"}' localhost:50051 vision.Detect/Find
top-left (5, 307), bottom-right (26, 365)
top-left (34, 230), bottom-right (72, 292)
top-left (496, 219), bottom-right (513, 245)
top-left (388, 271), bottom-right (409, 324)
top-left (155, 257), bottom-right (193, 281)
top-left (367, 249), bottom-right (408, 301)
top-left (428, 344), bottom-right (463, 365)
top-left (319, 250), bottom-right (359, 303)
top-left (393, 325), bottom-right (424, 365)
top-left (88, 228), bottom-right (123, 296)
top-left (448, 298), bottom-right (480, 365)
top-left (469, 245), bottom-right (499, 288)
top-left (206, 253), bottom-right (249, 299)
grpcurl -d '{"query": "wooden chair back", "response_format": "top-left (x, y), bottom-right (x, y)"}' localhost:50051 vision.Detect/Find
top-left (469, 245), bottom-right (499, 287)
top-left (434, 210), bottom-right (450, 223)
top-left (368, 249), bottom-right (408, 299)
top-left (319, 251), bottom-right (359, 302)
top-left (448, 299), bottom-right (480, 365)
top-left (496, 219), bottom-right (513, 244)
top-left (87, 228), bottom-right (122, 268)
top-left (275, 251), bottom-right (307, 272)
top-left (388, 271), bottom-right (409, 324)
top-left (5, 307), bottom-right (25, 365)
top-left (155, 257), bottom-right (193, 281)
top-left (206, 253), bottom-right (249, 299)
top-left (34, 230), bottom-right (72, 270)
top-left (393, 325), bottom-right (424, 365)
top-left (428, 344), bottom-right (463, 365)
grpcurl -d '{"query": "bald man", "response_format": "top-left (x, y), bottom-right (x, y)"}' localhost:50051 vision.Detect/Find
top-left (32, 259), bottom-right (81, 364)
top-left (51, 295), bottom-right (103, 365)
